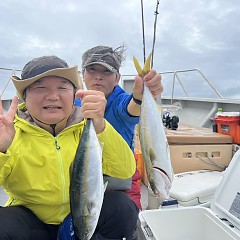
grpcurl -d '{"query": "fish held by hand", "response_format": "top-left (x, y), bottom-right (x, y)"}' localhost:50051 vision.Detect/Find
top-left (70, 119), bottom-right (106, 240)
top-left (133, 54), bottom-right (174, 200)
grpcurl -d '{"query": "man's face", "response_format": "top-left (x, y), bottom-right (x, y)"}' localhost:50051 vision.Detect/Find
top-left (83, 64), bottom-right (120, 98)
top-left (25, 76), bottom-right (75, 124)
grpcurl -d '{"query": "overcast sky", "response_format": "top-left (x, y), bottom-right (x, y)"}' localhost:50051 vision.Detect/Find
top-left (0, 0), bottom-right (240, 99)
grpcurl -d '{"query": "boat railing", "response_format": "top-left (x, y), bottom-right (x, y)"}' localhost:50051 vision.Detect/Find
top-left (1, 66), bottom-right (222, 100)
top-left (170, 68), bottom-right (223, 104)
top-left (122, 68), bottom-right (223, 103)
top-left (0, 67), bottom-right (21, 98)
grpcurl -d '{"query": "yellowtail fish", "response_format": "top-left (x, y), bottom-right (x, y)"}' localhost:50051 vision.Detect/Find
top-left (133, 54), bottom-right (173, 199)
top-left (70, 119), bottom-right (105, 240)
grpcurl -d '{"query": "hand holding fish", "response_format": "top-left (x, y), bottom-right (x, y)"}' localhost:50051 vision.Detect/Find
top-left (133, 53), bottom-right (163, 100)
top-left (133, 69), bottom-right (163, 100)
top-left (0, 96), bottom-right (18, 153)
top-left (75, 89), bottom-right (106, 134)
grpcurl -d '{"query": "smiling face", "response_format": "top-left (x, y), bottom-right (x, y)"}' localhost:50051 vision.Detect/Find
top-left (25, 76), bottom-right (75, 126)
top-left (83, 64), bottom-right (120, 98)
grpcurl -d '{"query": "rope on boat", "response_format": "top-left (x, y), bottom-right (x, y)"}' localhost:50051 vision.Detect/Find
top-left (196, 155), bottom-right (227, 169)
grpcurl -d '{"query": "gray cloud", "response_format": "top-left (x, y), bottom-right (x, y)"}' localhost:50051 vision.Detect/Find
top-left (0, 0), bottom-right (239, 99)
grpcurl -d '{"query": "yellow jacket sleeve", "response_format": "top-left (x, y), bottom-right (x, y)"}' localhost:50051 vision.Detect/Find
top-left (98, 121), bottom-right (136, 179)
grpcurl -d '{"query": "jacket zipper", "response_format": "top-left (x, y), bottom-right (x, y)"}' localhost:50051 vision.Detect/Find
top-left (55, 139), bottom-right (61, 150)
top-left (54, 137), bottom-right (67, 220)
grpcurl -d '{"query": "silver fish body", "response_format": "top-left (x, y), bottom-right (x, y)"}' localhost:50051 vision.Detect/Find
top-left (139, 85), bottom-right (174, 199)
top-left (70, 119), bottom-right (104, 240)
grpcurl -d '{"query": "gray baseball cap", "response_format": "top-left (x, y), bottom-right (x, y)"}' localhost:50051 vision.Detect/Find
top-left (82, 45), bottom-right (125, 73)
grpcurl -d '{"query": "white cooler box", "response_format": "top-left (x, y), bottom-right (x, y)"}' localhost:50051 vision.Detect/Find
top-left (148, 170), bottom-right (223, 209)
top-left (170, 170), bottom-right (223, 206)
top-left (139, 150), bottom-right (240, 240)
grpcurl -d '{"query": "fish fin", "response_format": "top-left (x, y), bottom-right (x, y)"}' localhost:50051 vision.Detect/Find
top-left (133, 55), bottom-right (143, 77)
top-left (69, 162), bottom-right (73, 177)
top-left (134, 124), bottom-right (140, 149)
top-left (104, 181), bottom-right (108, 192)
top-left (87, 201), bottom-right (94, 213)
top-left (98, 139), bottom-right (104, 151)
top-left (149, 147), bottom-right (156, 163)
top-left (142, 53), bottom-right (152, 75)
top-left (135, 124), bottom-right (140, 137)
top-left (156, 103), bottom-right (162, 113)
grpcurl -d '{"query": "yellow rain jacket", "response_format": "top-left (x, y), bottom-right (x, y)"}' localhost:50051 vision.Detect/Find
top-left (0, 105), bottom-right (136, 224)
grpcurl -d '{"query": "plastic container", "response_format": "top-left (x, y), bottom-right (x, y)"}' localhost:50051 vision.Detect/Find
top-left (214, 112), bottom-right (240, 144)
top-left (138, 149), bottom-right (240, 240)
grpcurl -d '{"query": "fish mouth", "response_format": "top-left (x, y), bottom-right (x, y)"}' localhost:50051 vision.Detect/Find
top-left (152, 167), bottom-right (170, 180)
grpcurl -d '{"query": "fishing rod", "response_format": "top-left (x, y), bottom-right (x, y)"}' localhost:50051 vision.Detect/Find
top-left (151, 0), bottom-right (160, 68)
top-left (140, 0), bottom-right (146, 63)
top-left (140, 0), bottom-right (160, 67)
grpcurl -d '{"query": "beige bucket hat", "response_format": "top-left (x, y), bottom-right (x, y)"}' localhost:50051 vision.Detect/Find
top-left (11, 56), bottom-right (82, 101)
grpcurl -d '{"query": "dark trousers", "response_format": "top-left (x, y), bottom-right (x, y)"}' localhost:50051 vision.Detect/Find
top-left (0, 191), bottom-right (139, 240)
top-left (92, 191), bottom-right (139, 239)
top-left (0, 205), bottom-right (58, 240)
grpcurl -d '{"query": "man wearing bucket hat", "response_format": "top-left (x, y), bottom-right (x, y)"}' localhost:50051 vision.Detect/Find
top-left (71, 45), bottom-right (163, 239)
top-left (0, 55), bottom-right (137, 240)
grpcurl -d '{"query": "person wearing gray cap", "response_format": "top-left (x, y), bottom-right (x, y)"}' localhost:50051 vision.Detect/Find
top-left (0, 55), bottom-right (136, 240)
top-left (73, 45), bottom-right (163, 239)
top-left (80, 45), bottom-right (162, 151)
